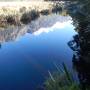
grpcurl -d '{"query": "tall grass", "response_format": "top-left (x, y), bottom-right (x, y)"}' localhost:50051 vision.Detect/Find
top-left (0, 1), bottom-right (65, 28)
top-left (44, 63), bottom-right (80, 90)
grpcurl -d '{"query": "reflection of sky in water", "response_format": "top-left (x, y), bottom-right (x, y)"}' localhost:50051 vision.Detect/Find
top-left (33, 20), bottom-right (73, 35)
top-left (0, 18), bottom-right (77, 90)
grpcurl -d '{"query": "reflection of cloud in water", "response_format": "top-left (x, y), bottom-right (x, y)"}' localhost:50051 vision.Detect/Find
top-left (0, 15), bottom-right (72, 43)
top-left (27, 15), bottom-right (71, 33)
top-left (33, 20), bottom-right (72, 35)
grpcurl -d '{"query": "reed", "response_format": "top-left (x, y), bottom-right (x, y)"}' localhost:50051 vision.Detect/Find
top-left (44, 62), bottom-right (80, 90)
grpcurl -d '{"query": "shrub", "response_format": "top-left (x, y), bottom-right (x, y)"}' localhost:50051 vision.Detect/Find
top-left (30, 9), bottom-right (40, 20)
top-left (20, 9), bottom-right (40, 24)
top-left (40, 9), bottom-right (51, 15)
top-left (5, 15), bottom-right (21, 26)
top-left (5, 15), bottom-right (16, 25)
top-left (52, 2), bottom-right (62, 14)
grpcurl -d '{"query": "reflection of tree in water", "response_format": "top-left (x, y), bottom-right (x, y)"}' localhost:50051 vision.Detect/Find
top-left (0, 26), bottom-right (28, 43)
top-left (0, 15), bottom-right (70, 43)
top-left (67, 0), bottom-right (90, 89)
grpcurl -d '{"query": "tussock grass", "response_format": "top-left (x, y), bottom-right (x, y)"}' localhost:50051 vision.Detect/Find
top-left (44, 63), bottom-right (80, 90)
top-left (0, 1), bottom-right (53, 27)
top-left (0, 1), bottom-right (64, 28)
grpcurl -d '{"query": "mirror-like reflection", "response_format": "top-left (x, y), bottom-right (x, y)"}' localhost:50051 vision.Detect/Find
top-left (0, 15), bottom-right (71, 43)
top-left (0, 15), bottom-right (76, 90)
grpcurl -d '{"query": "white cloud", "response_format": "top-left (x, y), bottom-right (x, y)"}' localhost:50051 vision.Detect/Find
top-left (33, 20), bottom-right (73, 36)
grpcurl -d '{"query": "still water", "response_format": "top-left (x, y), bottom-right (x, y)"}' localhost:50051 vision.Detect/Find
top-left (0, 15), bottom-right (76, 90)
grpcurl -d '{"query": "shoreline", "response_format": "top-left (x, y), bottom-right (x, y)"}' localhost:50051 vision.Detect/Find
top-left (0, 1), bottom-right (65, 28)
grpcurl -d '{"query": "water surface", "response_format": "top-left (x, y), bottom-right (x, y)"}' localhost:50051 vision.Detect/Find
top-left (0, 15), bottom-right (76, 90)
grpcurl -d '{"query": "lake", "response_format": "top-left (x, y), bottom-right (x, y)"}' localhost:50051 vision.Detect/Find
top-left (0, 15), bottom-right (77, 90)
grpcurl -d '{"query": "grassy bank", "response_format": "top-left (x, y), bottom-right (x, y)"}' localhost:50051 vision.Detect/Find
top-left (44, 63), bottom-right (90, 90)
top-left (44, 63), bottom-right (80, 90)
top-left (0, 1), bottom-right (64, 28)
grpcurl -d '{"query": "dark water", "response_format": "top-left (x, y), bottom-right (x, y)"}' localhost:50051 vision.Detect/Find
top-left (0, 15), bottom-right (76, 90)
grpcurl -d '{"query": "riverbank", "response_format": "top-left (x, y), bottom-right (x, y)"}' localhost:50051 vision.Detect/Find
top-left (0, 1), bottom-right (65, 28)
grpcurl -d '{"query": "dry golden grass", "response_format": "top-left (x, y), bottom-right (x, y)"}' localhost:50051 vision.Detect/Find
top-left (0, 1), bottom-right (54, 27)
top-left (0, 1), bottom-right (64, 28)
top-left (0, 1), bottom-right (53, 15)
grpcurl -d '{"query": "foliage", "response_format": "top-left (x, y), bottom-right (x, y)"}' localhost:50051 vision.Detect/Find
top-left (52, 2), bottom-right (62, 14)
top-left (44, 63), bottom-right (80, 90)
top-left (40, 9), bottom-right (51, 15)
top-left (5, 15), bottom-right (16, 25)
top-left (20, 9), bottom-right (40, 24)
top-left (66, 0), bottom-right (90, 89)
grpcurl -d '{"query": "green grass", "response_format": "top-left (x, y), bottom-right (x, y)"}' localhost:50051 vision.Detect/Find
top-left (44, 63), bottom-right (80, 90)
